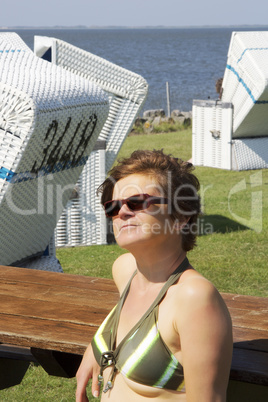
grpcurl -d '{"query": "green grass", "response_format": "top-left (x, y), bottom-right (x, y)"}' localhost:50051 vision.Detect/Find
top-left (1, 128), bottom-right (267, 401)
top-left (118, 128), bottom-right (192, 161)
top-left (0, 365), bottom-right (78, 402)
top-left (56, 243), bottom-right (126, 277)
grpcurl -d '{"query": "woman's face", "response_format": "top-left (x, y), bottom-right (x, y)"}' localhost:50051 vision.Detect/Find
top-left (111, 174), bottom-right (178, 251)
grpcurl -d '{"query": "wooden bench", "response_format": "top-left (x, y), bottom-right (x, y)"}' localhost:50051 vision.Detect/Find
top-left (0, 265), bottom-right (267, 400)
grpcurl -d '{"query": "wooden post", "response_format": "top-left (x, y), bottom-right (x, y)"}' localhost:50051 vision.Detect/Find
top-left (166, 82), bottom-right (171, 118)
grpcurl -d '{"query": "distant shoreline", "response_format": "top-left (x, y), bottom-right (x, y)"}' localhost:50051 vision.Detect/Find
top-left (1, 24), bottom-right (268, 30)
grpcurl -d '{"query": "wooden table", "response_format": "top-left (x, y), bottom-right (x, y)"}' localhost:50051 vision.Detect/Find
top-left (0, 265), bottom-right (267, 398)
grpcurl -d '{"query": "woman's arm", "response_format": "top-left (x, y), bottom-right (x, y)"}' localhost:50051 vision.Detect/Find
top-left (176, 277), bottom-right (233, 402)
top-left (76, 343), bottom-right (101, 401)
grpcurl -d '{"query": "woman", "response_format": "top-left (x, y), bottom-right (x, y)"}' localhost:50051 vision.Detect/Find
top-left (76, 150), bottom-right (233, 401)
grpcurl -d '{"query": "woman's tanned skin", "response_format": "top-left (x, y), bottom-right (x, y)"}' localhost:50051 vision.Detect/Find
top-left (76, 151), bottom-right (233, 402)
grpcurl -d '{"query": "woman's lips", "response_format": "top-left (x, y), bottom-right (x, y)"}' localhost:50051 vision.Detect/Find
top-left (120, 224), bottom-right (138, 231)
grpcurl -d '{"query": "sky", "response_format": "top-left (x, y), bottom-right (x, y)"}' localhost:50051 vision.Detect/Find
top-left (1, 0), bottom-right (268, 28)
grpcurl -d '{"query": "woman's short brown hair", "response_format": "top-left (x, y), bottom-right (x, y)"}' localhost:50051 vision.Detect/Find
top-left (97, 149), bottom-right (201, 251)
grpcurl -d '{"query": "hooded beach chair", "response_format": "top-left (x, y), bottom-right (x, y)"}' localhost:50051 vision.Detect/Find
top-left (0, 32), bottom-right (109, 269)
top-left (192, 31), bottom-right (268, 170)
top-left (34, 36), bottom-right (148, 246)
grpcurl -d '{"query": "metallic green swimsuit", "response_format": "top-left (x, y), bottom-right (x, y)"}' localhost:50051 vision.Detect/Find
top-left (91, 257), bottom-right (189, 393)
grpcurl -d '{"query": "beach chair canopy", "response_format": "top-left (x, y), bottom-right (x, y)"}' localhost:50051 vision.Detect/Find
top-left (0, 32), bottom-right (109, 265)
top-left (221, 31), bottom-right (268, 138)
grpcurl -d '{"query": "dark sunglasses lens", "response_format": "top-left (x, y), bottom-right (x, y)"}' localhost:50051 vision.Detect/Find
top-left (127, 195), bottom-right (148, 211)
top-left (105, 200), bottom-right (121, 217)
top-left (105, 195), bottom-right (149, 217)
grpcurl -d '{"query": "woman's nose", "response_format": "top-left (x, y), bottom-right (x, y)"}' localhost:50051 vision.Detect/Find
top-left (117, 202), bottom-right (135, 218)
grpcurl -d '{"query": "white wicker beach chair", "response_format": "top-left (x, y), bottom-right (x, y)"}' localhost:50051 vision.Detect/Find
top-left (221, 31), bottom-right (268, 138)
top-left (0, 32), bottom-right (109, 266)
top-left (192, 31), bottom-right (268, 170)
top-left (34, 36), bottom-right (148, 246)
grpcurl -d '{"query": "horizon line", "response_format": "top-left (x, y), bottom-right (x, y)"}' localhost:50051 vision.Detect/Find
top-left (1, 24), bottom-right (268, 30)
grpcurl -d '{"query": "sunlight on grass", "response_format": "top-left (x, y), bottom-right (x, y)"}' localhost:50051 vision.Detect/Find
top-left (116, 129), bottom-right (192, 162)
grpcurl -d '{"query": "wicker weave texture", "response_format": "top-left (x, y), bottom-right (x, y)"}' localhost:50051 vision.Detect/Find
top-left (55, 146), bottom-right (106, 247)
top-left (0, 33), bottom-right (109, 265)
top-left (17, 255), bottom-right (63, 272)
top-left (53, 38), bottom-right (147, 104)
top-left (80, 147), bottom-right (106, 245)
top-left (34, 36), bottom-right (148, 172)
top-left (34, 35), bottom-right (148, 247)
top-left (221, 31), bottom-right (268, 138)
top-left (192, 101), bottom-right (233, 169)
top-left (232, 137), bottom-right (268, 170)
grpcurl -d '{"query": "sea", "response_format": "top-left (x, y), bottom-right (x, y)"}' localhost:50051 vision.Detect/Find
top-left (2, 26), bottom-right (268, 114)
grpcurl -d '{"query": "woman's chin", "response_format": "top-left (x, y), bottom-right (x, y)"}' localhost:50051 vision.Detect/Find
top-left (116, 234), bottom-right (159, 253)
top-left (116, 235), bottom-right (141, 248)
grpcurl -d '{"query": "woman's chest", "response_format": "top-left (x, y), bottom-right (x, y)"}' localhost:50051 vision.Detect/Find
top-left (116, 286), bottom-right (163, 345)
top-left (116, 287), bottom-right (181, 357)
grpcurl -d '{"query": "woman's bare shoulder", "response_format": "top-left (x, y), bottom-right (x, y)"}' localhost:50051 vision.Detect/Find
top-left (175, 270), bottom-right (224, 307)
top-left (172, 269), bottom-right (231, 329)
top-left (112, 253), bottom-right (137, 294)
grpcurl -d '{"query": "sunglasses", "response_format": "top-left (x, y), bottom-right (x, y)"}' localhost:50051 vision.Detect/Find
top-left (104, 193), bottom-right (169, 218)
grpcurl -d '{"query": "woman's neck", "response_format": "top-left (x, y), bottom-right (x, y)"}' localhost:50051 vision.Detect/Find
top-left (130, 247), bottom-right (187, 285)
